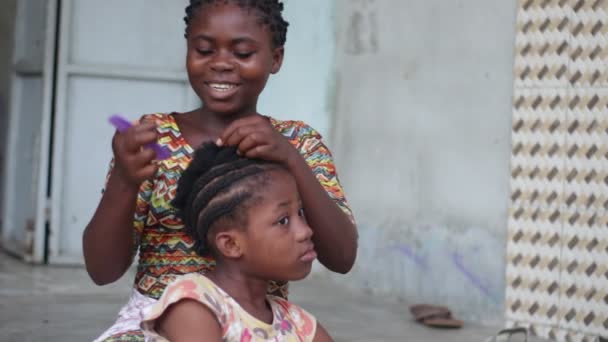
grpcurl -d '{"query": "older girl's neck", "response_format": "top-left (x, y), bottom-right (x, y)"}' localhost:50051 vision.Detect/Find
top-left (175, 107), bottom-right (260, 148)
top-left (198, 106), bottom-right (259, 128)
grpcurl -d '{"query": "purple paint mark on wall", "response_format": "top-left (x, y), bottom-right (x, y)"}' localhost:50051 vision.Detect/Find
top-left (451, 252), bottom-right (499, 303)
top-left (392, 245), bottom-right (427, 269)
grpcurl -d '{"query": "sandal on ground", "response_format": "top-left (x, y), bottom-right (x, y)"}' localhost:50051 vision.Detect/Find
top-left (409, 304), bottom-right (464, 329)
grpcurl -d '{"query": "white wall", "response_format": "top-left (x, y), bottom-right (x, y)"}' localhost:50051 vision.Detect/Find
top-left (260, 0), bottom-right (336, 137)
top-left (329, 0), bottom-right (518, 323)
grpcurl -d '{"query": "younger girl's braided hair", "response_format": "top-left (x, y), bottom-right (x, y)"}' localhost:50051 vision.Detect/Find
top-left (172, 143), bottom-right (283, 257)
top-left (183, 0), bottom-right (289, 47)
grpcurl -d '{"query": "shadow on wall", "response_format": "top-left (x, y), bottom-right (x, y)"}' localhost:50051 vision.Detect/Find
top-left (327, 221), bottom-right (507, 325)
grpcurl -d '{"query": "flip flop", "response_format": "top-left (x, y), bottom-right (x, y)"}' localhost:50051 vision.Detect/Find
top-left (409, 304), bottom-right (464, 329)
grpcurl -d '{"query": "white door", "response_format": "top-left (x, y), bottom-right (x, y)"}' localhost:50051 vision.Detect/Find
top-left (1, 0), bottom-right (58, 263)
top-left (47, 0), bottom-right (196, 264)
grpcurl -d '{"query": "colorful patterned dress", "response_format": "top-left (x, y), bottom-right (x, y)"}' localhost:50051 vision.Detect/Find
top-left (141, 274), bottom-right (318, 341)
top-left (95, 113), bottom-right (352, 341)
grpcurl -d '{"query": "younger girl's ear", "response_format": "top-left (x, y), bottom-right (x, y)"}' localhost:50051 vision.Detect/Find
top-left (271, 47), bottom-right (284, 74)
top-left (214, 231), bottom-right (244, 259)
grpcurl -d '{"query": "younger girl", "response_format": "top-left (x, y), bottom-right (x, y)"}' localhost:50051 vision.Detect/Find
top-left (141, 143), bottom-right (332, 341)
top-left (84, 1), bottom-right (357, 340)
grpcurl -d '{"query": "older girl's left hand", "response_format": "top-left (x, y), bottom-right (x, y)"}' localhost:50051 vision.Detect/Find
top-left (217, 115), bottom-right (299, 167)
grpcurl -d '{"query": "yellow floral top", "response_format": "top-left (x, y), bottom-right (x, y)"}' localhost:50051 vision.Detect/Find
top-left (141, 274), bottom-right (317, 342)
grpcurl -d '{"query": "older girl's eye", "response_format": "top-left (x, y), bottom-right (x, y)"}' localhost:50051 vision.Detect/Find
top-left (234, 51), bottom-right (254, 59)
top-left (197, 49), bottom-right (213, 56)
top-left (278, 216), bottom-right (290, 226)
top-left (298, 208), bottom-right (305, 217)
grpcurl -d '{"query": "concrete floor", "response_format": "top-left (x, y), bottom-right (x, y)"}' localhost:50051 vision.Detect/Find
top-left (0, 254), bottom-right (547, 342)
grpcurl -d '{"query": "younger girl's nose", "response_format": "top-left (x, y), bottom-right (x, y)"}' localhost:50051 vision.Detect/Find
top-left (295, 221), bottom-right (313, 242)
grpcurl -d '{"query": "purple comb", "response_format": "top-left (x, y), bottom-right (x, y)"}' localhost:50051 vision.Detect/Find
top-left (109, 114), bottom-right (171, 160)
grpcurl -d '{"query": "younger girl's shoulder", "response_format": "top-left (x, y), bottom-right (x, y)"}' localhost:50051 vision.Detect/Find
top-left (141, 274), bottom-right (225, 341)
top-left (269, 296), bottom-right (318, 338)
top-left (160, 273), bottom-right (220, 302)
top-left (142, 274), bottom-right (227, 327)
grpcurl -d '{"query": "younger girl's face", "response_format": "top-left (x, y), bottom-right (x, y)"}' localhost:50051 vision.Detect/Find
top-left (186, 2), bottom-right (284, 117)
top-left (238, 169), bottom-right (316, 282)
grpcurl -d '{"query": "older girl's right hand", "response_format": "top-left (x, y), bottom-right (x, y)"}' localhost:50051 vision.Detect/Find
top-left (111, 121), bottom-right (159, 185)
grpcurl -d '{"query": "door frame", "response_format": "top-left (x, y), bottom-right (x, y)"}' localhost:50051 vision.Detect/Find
top-left (1, 0), bottom-right (58, 263)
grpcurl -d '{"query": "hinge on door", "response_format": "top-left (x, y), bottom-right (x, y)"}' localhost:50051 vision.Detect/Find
top-left (43, 198), bottom-right (52, 264)
top-left (44, 199), bottom-right (51, 222)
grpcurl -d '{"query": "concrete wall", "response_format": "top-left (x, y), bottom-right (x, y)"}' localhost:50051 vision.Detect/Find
top-left (259, 0), bottom-right (335, 137)
top-left (328, 0), bottom-right (518, 323)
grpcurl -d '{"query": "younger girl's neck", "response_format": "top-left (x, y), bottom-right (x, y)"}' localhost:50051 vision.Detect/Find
top-left (206, 263), bottom-right (269, 305)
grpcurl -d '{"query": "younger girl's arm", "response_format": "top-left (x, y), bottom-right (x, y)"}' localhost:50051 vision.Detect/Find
top-left (155, 300), bottom-right (222, 342)
top-left (314, 323), bottom-right (334, 342)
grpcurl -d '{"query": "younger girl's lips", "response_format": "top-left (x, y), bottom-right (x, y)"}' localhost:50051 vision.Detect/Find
top-left (300, 249), bottom-right (317, 263)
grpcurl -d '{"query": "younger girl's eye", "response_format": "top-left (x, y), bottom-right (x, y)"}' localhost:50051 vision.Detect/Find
top-left (298, 208), bottom-right (305, 217)
top-left (278, 216), bottom-right (290, 226)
